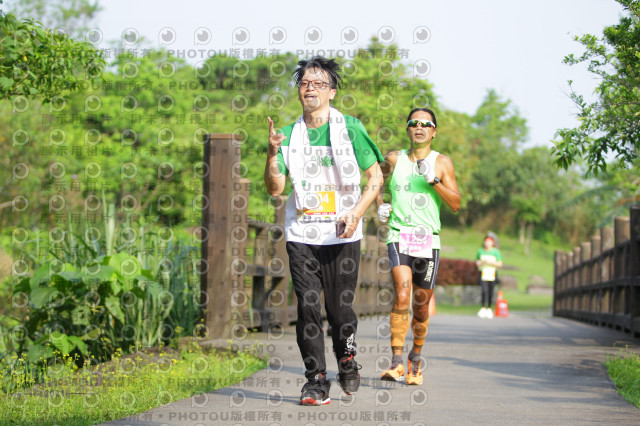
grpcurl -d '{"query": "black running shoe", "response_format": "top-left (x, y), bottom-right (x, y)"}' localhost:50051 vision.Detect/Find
top-left (337, 354), bottom-right (361, 395)
top-left (300, 373), bottom-right (331, 406)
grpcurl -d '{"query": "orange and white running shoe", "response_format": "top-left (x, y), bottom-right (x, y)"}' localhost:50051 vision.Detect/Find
top-left (405, 359), bottom-right (423, 385)
top-left (381, 361), bottom-right (405, 381)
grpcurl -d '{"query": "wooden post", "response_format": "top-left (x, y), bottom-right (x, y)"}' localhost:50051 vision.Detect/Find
top-left (563, 250), bottom-right (570, 312)
top-left (201, 134), bottom-right (242, 339)
top-left (553, 251), bottom-right (563, 316)
top-left (567, 252), bottom-right (574, 295)
top-left (580, 242), bottom-right (591, 315)
top-left (612, 217), bottom-right (630, 329)
top-left (591, 235), bottom-right (602, 257)
top-left (590, 235), bottom-right (601, 286)
top-left (580, 242), bottom-right (591, 286)
top-left (231, 178), bottom-right (250, 331)
top-left (629, 206), bottom-right (640, 335)
top-left (589, 235), bottom-right (602, 318)
top-left (601, 227), bottom-right (614, 282)
top-left (572, 246), bottom-right (581, 290)
top-left (629, 206), bottom-right (640, 277)
top-left (572, 247), bottom-right (581, 312)
top-left (614, 216), bottom-right (630, 279)
top-left (560, 251), bottom-right (566, 311)
top-left (559, 251), bottom-right (567, 292)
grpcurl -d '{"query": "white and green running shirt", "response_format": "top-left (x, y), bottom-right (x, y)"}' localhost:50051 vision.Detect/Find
top-left (276, 114), bottom-right (383, 245)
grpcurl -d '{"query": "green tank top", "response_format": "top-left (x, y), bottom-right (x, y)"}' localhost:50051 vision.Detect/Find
top-left (387, 149), bottom-right (442, 249)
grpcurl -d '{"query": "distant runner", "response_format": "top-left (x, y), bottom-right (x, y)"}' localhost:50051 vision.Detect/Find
top-left (476, 235), bottom-right (503, 319)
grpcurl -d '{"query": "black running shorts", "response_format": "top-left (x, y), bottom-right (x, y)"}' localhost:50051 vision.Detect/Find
top-left (387, 242), bottom-right (440, 289)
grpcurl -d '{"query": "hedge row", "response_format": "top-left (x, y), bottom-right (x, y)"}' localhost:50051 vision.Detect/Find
top-left (436, 258), bottom-right (479, 286)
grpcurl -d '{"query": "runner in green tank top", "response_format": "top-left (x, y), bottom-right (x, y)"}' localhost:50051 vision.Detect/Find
top-left (376, 108), bottom-right (461, 385)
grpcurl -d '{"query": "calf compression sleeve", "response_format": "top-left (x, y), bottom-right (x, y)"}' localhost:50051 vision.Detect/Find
top-left (411, 315), bottom-right (430, 347)
top-left (390, 308), bottom-right (411, 349)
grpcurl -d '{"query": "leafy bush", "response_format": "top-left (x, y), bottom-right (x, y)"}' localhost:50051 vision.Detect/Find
top-left (1, 202), bottom-right (201, 392)
top-left (436, 258), bottom-right (478, 286)
top-left (12, 254), bottom-right (172, 364)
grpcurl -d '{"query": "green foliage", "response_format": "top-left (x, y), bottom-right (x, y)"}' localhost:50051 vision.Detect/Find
top-left (0, 51), bottom-right (204, 229)
top-left (7, 254), bottom-right (166, 367)
top-left (0, 345), bottom-right (266, 425)
top-left (553, 0), bottom-right (640, 175)
top-left (604, 347), bottom-right (640, 408)
top-left (0, 3), bottom-right (106, 101)
top-left (1, 200), bottom-right (201, 392)
top-left (3, 0), bottom-right (102, 38)
top-left (471, 89), bottom-right (528, 151)
top-left (456, 90), bottom-right (529, 224)
top-left (562, 158), bottom-right (640, 229)
top-left (0, 36), bottom-right (615, 265)
top-left (450, 91), bottom-right (598, 247)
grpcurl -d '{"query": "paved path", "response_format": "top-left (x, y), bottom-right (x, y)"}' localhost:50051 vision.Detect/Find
top-left (104, 312), bottom-right (640, 425)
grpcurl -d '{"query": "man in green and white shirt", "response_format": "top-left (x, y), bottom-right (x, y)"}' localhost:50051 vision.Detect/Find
top-left (274, 115), bottom-right (383, 245)
top-left (264, 56), bottom-right (383, 406)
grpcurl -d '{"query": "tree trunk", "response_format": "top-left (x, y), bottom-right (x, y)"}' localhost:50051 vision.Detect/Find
top-left (458, 209), bottom-right (468, 228)
top-left (519, 220), bottom-right (526, 244)
top-left (525, 222), bottom-right (534, 257)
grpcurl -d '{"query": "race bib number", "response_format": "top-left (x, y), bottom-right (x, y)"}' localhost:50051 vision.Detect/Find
top-left (480, 255), bottom-right (497, 281)
top-left (305, 191), bottom-right (336, 216)
top-left (481, 267), bottom-right (497, 281)
top-left (399, 226), bottom-right (433, 258)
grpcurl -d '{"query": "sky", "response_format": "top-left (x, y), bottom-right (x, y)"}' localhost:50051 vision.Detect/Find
top-left (88, 0), bottom-right (625, 147)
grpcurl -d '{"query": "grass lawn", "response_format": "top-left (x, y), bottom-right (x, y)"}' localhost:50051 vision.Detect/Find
top-left (434, 290), bottom-right (552, 315)
top-left (434, 227), bottom-right (558, 314)
top-left (439, 228), bottom-right (569, 292)
top-left (0, 343), bottom-right (266, 426)
top-left (604, 348), bottom-right (640, 408)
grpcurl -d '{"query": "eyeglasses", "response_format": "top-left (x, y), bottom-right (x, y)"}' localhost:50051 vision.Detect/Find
top-left (407, 119), bottom-right (436, 128)
top-left (298, 80), bottom-right (332, 90)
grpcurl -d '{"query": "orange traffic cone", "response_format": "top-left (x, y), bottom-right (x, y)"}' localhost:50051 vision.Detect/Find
top-left (428, 294), bottom-right (436, 317)
top-left (495, 291), bottom-right (509, 317)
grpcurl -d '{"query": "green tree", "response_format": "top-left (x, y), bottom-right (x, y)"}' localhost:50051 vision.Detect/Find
top-left (462, 90), bottom-right (529, 225)
top-left (510, 148), bottom-right (563, 255)
top-left (553, 0), bottom-right (640, 175)
top-left (0, 0), bottom-right (105, 101)
top-left (567, 158), bottom-right (640, 227)
top-left (0, 37), bottom-right (614, 247)
top-left (3, 0), bottom-right (101, 38)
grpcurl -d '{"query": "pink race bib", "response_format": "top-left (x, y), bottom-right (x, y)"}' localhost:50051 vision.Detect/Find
top-left (399, 226), bottom-right (433, 258)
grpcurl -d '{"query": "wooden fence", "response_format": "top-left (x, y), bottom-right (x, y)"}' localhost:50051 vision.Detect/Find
top-left (200, 134), bottom-right (394, 339)
top-left (553, 206), bottom-right (640, 336)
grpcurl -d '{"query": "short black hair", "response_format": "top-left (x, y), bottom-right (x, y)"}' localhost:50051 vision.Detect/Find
top-left (293, 56), bottom-right (343, 90)
top-left (407, 108), bottom-right (437, 128)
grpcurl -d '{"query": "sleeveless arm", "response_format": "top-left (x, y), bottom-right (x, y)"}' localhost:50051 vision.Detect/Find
top-left (376, 150), bottom-right (399, 207)
top-left (433, 154), bottom-right (460, 212)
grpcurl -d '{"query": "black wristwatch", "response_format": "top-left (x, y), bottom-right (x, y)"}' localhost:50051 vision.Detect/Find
top-left (430, 177), bottom-right (440, 186)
